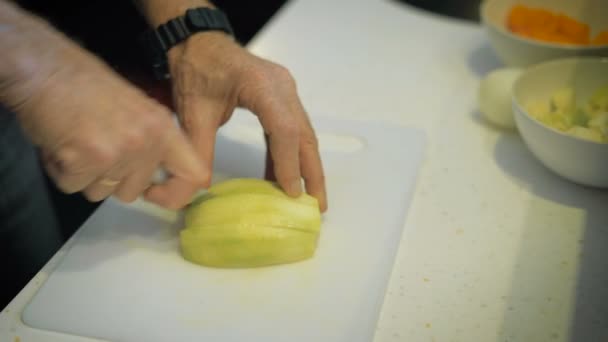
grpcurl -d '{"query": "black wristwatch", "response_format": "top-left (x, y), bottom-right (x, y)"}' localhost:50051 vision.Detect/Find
top-left (140, 7), bottom-right (234, 80)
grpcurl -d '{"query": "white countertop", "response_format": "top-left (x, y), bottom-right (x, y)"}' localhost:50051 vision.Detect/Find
top-left (3, 0), bottom-right (608, 341)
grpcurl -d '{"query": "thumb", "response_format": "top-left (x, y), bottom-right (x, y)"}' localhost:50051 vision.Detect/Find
top-left (177, 95), bottom-right (231, 182)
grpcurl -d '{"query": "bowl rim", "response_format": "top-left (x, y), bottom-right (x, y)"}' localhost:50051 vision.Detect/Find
top-left (480, 0), bottom-right (608, 51)
top-left (512, 56), bottom-right (608, 146)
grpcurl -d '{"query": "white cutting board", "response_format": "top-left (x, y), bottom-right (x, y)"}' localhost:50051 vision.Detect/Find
top-left (22, 112), bottom-right (425, 342)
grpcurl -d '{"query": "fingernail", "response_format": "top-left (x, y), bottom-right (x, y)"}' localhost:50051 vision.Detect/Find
top-left (288, 179), bottom-right (302, 197)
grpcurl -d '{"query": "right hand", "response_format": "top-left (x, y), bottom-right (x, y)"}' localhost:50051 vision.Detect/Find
top-left (4, 18), bottom-right (207, 209)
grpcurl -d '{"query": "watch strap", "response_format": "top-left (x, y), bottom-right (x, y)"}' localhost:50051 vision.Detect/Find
top-left (141, 7), bottom-right (234, 79)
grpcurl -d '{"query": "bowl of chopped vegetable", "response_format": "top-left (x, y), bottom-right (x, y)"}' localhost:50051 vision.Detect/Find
top-left (512, 57), bottom-right (608, 187)
top-left (480, 0), bottom-right (608, 67)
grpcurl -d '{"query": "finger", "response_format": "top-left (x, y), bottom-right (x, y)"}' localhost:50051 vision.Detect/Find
top-left (299, 124), bottom-right (328, 212)
top-left (82, 178), bottom-right (121, 202)
top-left (259, 109), bottom-right (302, 197)
top-left (263, 134), bottom-right (277, 181)
top-left (144, 176), bottom-right (199, 210)
top-left (82, 169), bottom-right (127, 202)
top-left (113, 157), bottom-right (159, 203)
top-left (143, 126), bottom-right (208, 209)
top-left (79, 145), bottom-right (140, 202)
top-left (161, 126), bottom-right (209, 188)
top-left (111, 118), bottom-right (165, 203)
top-left (175, 94), bottom-right (226, 185)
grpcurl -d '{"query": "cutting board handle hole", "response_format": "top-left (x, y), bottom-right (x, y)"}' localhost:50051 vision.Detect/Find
top-left (317, 133), bottom-right (366, 153)
top-left (219, 125), bottom-right (366, 153)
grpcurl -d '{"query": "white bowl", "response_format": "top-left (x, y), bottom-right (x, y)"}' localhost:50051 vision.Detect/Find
top-left (512, 57), bottom-right (608, 187)
top-left (481, 0), bottom-right (608, 67)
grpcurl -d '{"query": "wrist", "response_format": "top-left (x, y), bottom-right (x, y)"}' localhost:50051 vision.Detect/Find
top-left (168, 30), bottom-right (236, 62)
top-left (139, 5), bottom-right (235, 79)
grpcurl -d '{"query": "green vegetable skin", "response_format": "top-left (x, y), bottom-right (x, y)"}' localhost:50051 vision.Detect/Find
top-left (526, 85), bottom-right (608, 142)
top-left (181, 178), bottom-right (322, 268)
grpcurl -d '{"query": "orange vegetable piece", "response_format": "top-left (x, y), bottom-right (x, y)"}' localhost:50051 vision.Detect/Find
top-left (592, 31), bottom-right (608, 45)
top-left (506, 5), bottom-right (604, 46)
top-left (556, 14), bottom-right (590, 45)
top-left (507, 5), bottom-right (557, 36)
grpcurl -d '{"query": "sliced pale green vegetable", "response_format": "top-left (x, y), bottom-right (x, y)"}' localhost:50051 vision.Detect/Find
top-left (180, 178), bottom-right (322, 268)
top-left (207, 178), bottom-right (319, 207)
top-left (185, 193), bottom-right (320, 232)
top-left (208, 178), bottom-right (283, 196)
top-left (181, 224), bottom-right (318, 268)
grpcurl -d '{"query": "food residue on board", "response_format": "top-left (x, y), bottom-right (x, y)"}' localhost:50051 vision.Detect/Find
top-left (507, 5), bottom-right (608, 45)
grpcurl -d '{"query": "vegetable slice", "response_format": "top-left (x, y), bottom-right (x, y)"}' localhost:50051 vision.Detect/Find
top-left (181, 178), bottom-right (322, 268)
top-left (185, 193), bottom-right (321, 232)
top-left (181, 224), bottom-right (318, 268)
top-left (207, 178), bottom-right (319, 207)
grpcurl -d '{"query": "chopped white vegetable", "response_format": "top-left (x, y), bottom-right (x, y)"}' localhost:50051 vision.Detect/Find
top-left (525, 85), bottom-right (608, 143)
top-left (478, 68), bottom-right (523, 129)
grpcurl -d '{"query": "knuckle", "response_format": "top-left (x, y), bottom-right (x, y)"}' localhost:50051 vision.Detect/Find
top-left (62, 133), bottom-right (118, 172)
top-left (313, 173), bottom-right (326, 186)
top-left (270, 64), bottom-right (295, 85)
top-left (46, 148), bottom-right (90, 193)
top-left (53, 147), bottom-right (81, 175)
top-left (88, 142), bottom-right (116, 168)
top-left (301, 130), bottom-right (319, 149)
top-left (193, 173), bottom-right (212, 189)
top-left (123, 128), bottom-right (146, 152)
top-left (243, 65), bottom-right (272, 89)
top-left (279, 120), bottom-right (300, 137)
top-left (240, 63), bottom-right (298, 114)
top-left (246, 62), bottom-right (296, 92)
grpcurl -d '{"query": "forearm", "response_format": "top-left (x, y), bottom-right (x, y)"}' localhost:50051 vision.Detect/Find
top-left (133, 0), bottom-right (215, 27)
top-left (0, 1), bottom-right (68, 111)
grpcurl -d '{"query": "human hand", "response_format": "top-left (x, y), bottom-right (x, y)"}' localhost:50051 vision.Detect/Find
top-left (167, 32), bottom-right (328, 211)
top-left (4, 18), bottom-right (207, 209)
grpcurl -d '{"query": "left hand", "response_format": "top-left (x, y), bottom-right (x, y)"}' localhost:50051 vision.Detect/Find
top-left (164, 32), bottom-right (328, 212)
